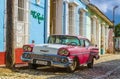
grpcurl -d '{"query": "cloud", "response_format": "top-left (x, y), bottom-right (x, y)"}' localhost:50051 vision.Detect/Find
top-left (90, 0), bottom-right (120, 15)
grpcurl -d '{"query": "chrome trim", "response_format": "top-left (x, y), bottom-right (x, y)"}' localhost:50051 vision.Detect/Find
top-left (40, 50), bottom-right (49, 52)
top-left (51, 62), bottom-right (72, 68)
top-left (71, 52), bottom-right (90, 56)
top-left (21, 52), bottom-right (73, 68)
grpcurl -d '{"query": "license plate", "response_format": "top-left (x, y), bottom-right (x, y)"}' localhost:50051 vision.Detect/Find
top-left (35, 60), bottom-right (48, 65)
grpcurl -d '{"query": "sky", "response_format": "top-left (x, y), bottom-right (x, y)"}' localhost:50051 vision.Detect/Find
top-left (90, 0), bottom-right (120, 25)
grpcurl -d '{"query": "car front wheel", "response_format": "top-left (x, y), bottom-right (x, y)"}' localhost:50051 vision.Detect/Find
top-left (67, 59), bottom-right (77, 72)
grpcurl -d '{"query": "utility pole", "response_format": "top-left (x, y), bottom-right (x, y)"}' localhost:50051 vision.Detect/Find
top-left (6, 0), bottom-right (15, 68)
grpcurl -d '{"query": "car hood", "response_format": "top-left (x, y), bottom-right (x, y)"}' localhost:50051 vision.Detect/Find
top-left (32, 44), bottom-right (67, 55)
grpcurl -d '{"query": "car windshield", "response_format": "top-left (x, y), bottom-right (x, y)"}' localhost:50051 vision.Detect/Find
top-left (48, 35), bottom-right (80, 46)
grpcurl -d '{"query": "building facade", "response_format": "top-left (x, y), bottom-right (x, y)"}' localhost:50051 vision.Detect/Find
top-left (49, 0), bottom-right (113, 54)
top-left (47, 0), bottom-right (88, 36)
top-left (0, 0), bottom-right (113, 55)
top-left (0, 0), bottom-right (47, 52)
top-left (86, 4), bottom-right (113, 54)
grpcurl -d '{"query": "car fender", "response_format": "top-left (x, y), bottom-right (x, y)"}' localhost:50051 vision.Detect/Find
top-left (87, 53), bottom-right (94, 63)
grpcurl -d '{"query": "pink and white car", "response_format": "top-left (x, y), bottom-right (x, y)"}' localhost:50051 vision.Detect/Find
top-left (21, 35), bottom-right (99, 72)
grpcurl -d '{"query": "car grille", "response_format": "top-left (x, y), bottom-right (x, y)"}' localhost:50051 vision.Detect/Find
top-left (22, 53), bottom-right (67, 62)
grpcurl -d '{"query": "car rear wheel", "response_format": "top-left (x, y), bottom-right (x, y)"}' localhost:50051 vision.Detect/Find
top-left (87, 58), bottom-right (94, 68)
top-left (67, 59), bottom-right (77, 72)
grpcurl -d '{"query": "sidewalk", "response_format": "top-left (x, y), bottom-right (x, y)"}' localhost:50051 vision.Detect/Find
top-left (95, 54), bottom-right (120, 64)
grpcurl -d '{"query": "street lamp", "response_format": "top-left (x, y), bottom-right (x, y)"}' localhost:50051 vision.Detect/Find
top-left (113, 5), bottom-right (119, 53)
top-left (113, 5), bottom-right (118, 26)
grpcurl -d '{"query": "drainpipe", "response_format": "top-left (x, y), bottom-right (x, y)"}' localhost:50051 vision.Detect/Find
top-left (44, 0), bottom-right (47, 43)
top-left (44, 0), bottom-right (50, 43)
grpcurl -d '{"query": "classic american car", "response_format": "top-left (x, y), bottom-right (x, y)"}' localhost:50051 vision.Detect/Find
top-left (21, 35), bottom-right (99, 72)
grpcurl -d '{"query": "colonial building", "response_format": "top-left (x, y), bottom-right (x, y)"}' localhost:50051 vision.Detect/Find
top-left (48, 0), bottom-right (88, 36)
top-left (86, 4), bottom-right (113, 54)
top-left (0, 0), bottom-right (113, 54)
top-left (48, 0), bottom-right (113, 54)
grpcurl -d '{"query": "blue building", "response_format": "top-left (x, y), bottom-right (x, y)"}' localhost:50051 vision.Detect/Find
top-left (0, 0), bottom-right (48, 52)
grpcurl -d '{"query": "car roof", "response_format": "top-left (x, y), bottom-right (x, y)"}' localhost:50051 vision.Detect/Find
top-left (50, 34), bottom-right (87, 40)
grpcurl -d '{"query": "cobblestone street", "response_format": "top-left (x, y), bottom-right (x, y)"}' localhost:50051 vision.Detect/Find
top-left (0, 54), bottom-right (120, 79)
top-left (106, 67), bottom-right (120, 79)
top-left (105, 66), bottom-right (120, 79)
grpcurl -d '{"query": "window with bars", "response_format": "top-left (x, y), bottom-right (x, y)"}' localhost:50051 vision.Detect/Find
top-left (18, 0), bottom-right (24, 21)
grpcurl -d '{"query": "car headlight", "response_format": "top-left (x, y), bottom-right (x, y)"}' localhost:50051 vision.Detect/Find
top-left (60, 57), bottom-right (69, 63)
top-left (58, 49), bottom-right (69, 56)
top-left (23, 45), bottom-right (33, 52)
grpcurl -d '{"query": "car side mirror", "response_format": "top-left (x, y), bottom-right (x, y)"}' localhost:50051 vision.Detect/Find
top-left (95, 44), bottom-right (97, 47)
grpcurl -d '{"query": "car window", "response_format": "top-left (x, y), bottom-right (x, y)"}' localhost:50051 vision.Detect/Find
top-left (79, 39), bottom-right (91, 47)
top-left (85, 40), bottom-right (90, 47)
top-left (79, 39), bottom-right (85, 47)
top-left (48, 36), bottom-right (55, 44)
top-left (48, 35), bottom-right (80, 46)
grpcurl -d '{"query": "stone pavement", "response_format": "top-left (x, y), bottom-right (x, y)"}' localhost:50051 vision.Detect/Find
top-left (0, 54), bottom-right (120, 79)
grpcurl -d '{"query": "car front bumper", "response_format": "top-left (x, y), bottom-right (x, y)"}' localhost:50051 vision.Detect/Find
top-left (21, 52), bottom-right (73, 68)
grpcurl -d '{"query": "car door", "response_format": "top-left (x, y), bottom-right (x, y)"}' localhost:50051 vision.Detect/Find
top-left (79, 39), bottom-right (90, 64)
top-left (84, 39), bottom-right (91, 63)
top-left (78, 39), bottom-right (87, 64)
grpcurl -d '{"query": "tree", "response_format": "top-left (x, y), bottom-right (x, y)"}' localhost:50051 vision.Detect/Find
top-left (6, 0), bottom-right (15, 68)
top-left (115, 23), bottom-right (120, 37)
